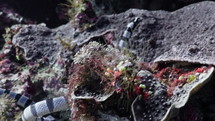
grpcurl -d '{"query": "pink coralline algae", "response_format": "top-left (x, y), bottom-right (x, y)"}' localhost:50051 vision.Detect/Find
top-left (0, 59), bottom-right (16, 74)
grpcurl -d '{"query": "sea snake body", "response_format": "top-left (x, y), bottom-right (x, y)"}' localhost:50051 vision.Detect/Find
top-left (0, 88), bottom-right (69, 121)
top-left (118, 17), bottom-right (140, 49)
top-left (22, 96), bottom-right (68, 121)
top-left (0, 17), bottom-right (140, 121)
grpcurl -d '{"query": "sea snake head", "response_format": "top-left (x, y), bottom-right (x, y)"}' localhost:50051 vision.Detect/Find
top-left (133, 17), bottom-right (140, 26)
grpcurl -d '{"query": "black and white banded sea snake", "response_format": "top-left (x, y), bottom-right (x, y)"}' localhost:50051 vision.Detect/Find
top-left (0, 88), bottom-right (68, 121)
top-left (118, 17), bottom-right (140, 49)
top-left (0, 17), bottom-right (140, 121)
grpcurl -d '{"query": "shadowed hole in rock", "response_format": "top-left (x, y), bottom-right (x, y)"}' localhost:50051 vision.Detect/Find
top-left (74, 72), bottom-right (105, 100)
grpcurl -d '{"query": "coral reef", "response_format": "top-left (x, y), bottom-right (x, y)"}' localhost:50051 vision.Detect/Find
top-left (67, 41), bottom-right (214, 121)
top-left (0, 1), bottom-right (215, 121)
top-left (68, 41), bottom-right (132, 120)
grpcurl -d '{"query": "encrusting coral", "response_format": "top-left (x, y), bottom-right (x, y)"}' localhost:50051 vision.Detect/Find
top-left (0, 27), bottom-right (214, 121)
top-left (1, 1), bottom-right (215, 120)
top-left (67, 41), bottom-right (214, 121)
top-left (1, 18), bottom-right (214, 121)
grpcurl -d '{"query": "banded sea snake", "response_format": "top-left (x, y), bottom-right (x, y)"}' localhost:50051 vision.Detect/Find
top-left (118, 17), bottom-right (140, 49)
top-left (0, 17), bottom-right (140, 121)
top-left (0, 88), bottom-right (68, 121)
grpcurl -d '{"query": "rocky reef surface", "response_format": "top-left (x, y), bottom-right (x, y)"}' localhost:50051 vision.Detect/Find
top-left (0, 1), bottom-right (215, 121)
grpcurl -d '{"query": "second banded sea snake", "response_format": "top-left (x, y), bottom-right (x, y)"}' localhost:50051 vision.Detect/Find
top-left (118, 17), bottom-right (140, 49)
top-left (0, 16), bottom-right (141, 121)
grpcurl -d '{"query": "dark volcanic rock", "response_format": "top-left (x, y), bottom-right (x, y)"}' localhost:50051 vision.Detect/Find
top-left (153, 2), bottom-right (215, 65)
top-left (75, 1), bottom-right (215, 65)
top-left (12, 1), bottom-right (215, 64)
top-left (6, 1), bottom-right (215, 121)
top-left (12, 24), bottom-right (62, 62)
top-left (12, 22), bottom-right (80, 63)
top-left (132, 70), bottom-right (169, 121)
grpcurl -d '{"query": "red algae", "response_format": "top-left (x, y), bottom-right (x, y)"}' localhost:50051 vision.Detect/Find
top-left (153, 66), bottom-right (210, 95)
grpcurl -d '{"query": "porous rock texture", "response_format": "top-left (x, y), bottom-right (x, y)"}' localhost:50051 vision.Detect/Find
top-left (12, 24), bottom-right (59, 62)
top-left (78, 1), bottom-right (215, 65)
top-left (131, 70), bottom-right (169, 121)
top-left (12, 23), bottom-right (75, 62)
top-left (83, 1), bottom-right (215, 65)
top-left (8, 1), bottom-right (215, 121)
top-left (12, 1), bottom-right (215, 65)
